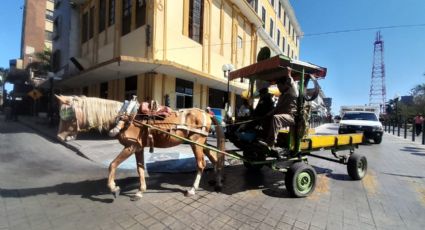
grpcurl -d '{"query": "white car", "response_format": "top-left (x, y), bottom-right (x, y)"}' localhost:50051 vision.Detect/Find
top-left (338, 111), bottom-right (383, 144)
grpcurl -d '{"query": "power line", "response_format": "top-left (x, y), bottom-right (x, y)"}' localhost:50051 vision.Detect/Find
top-left (160, 23), bottom-right (425, 52)
top-left (300, 23), bottom-right (425, 38)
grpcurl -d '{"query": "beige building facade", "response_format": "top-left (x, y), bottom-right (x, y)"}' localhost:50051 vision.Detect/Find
top-left (58, 0), bottom-right (301, 111)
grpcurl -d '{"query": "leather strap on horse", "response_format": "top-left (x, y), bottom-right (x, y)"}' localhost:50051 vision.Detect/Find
top-left (176, 109), bottom-right (209, 136)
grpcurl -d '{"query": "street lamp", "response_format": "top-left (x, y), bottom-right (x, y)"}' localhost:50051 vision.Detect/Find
top-left (222, 64), bottom-right (234, 118)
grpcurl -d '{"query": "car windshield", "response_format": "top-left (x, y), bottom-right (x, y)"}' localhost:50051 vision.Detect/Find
top-left (342, 113), bottom-right (378, 121)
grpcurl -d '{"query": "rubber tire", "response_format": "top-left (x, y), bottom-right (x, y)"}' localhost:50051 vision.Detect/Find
top-left (347, 153), bottom-right (367, 180)
top-left (285, 162), bottom-right (317, 198)
top-left (373, 136), bottom-right (382, 144)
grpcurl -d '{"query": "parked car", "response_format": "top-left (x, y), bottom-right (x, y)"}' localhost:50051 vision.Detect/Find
top-left (338, 111), bottom-right (383, 144)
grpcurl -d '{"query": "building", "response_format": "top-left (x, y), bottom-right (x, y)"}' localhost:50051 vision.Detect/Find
top-left (54, 0), bottom-right (302, 111)
top-left (20, 0), bottom-right (55, 67)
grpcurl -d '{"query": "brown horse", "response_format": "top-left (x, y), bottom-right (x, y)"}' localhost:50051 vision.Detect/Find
top-left (111, 107), bottom-right (225, 199)
top-left (55, 95), bottom-right (123, 141)
top-left (55, 95), bottom-right (225, 199)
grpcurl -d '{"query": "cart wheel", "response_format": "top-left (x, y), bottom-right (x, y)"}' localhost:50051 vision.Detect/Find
top-left (285, 162), bottom-right (316, 198)
top-left (243, 161), bottom-right (263, 170)
top-left (347, 153), bottom-right (367, 180)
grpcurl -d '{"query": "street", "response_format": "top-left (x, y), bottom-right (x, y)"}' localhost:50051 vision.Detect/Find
top-left (1, 119), bottom-right (425, 230)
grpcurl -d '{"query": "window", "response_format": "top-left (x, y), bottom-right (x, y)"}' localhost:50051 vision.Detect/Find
top-left (89, 7), bottom-right (94, 39)
top-left (82, 12), bottom-right (88, 42)
top-left (100, 82), bottom-right (108, 99)
top-left (99, 0), bottom-right (106, 32)
top-left (283, 11), bottom-right (286, 26)
top-left (277, 30), bottom-right (280, 46)
top-left (176, 78), bottom-right (193, 109)
top-left (54, 0), bottom-right (61, 9)
top-left (188, 0), bottom-right (204, 44)
top-left (237, 36), bottom-right (243, 48)
top-left (291, 50), bottom-right (294, 59)
top-left (125, 76), bottom-right (137, 100)
top-left (287, 44), bottom-right (290, 56)
top-left (282, 36), bottom-right (285, 53)
top-left (292, 28), bottom-right (295, 41)
top-left (247, 0), bottom-right (258, 12)
top-left (52, 50), bottom-right (61, 72)
top-left (109, 0), bottom-right (115, 26)
top-left (288, 23), bottom-right (292, 36)
top-left (122, 0), bottom-right (131, 35)
top-left (261, 7), bottom-right (266, 28)
top-left (209, 88), bottom-right (227, 108)
top-left (270, 0), bottom-right (274, 7)
top-left (45, 9), bottom-right (54, 21)
top-left (278, 2), bottom-right (281, 18)
top-left (136, 0), bottom-right (146, 28)
top-left (296, 38), bottom-right (298, 47)
top-left (45, 31), bottom-right (53, 41)
top-left (53, 16), bottom-right (61, 40)
top-left (269, 18), bottom-right (274, 38)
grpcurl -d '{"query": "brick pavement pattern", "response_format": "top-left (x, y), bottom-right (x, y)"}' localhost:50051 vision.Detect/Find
top-left (1, 116), bottom-right (425, 230)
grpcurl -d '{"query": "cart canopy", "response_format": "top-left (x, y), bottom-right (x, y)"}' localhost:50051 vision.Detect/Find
top-left (229, 55), bottom-right (327, 82)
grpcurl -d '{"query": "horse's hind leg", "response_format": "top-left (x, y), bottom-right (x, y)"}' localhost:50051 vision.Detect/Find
top-left (186, 143), bottom-right (206, 197)
top-left (131, 148), bottom-right (146, 201)
top-left (108, 145), bottom-right (134, 198)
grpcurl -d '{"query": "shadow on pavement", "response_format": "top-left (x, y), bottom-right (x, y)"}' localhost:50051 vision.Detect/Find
top-left (400, 146), bottom-right (425, 156)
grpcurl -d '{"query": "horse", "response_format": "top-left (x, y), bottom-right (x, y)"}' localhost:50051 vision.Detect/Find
top-left (55, 95), bottom-right (123, 141)
top-left (111, 105), bottom-right (225, 199)
top-left (55, 95), bottom-right (225, 199)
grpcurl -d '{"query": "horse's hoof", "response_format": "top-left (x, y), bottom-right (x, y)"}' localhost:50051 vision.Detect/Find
top-left (112, 186), bottom-right (121, 199)
top-left (130, 192), bottom-right (143, 201)
top-left (185, 189), bottom-right (195, 197)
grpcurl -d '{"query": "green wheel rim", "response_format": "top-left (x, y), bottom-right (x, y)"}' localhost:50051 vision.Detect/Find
top-left (296, 171), bottom-right (313, 194)
top-left (357, 158), bottom-right (366, 178)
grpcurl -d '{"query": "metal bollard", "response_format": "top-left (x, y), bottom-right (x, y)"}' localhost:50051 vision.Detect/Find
top-left (422, 121), bottom-right (425, 145)
top-left (404, 120), bottom-right (407, 139)
top-left (384, 122), bottom-right (387, 132)
top-left (392, 122), bottom-right (395, 135)
top-left (397, 122), bottom-right (400, 136)
top-left (412, 123), bottom-right (416, 142)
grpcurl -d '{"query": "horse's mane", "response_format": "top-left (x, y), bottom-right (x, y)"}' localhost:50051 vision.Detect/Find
top-left (72, 96), bottom-right (123, 131)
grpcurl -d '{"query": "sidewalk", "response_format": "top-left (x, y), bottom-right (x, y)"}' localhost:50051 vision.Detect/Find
top-left (17, 115), bottom-right (239, 173)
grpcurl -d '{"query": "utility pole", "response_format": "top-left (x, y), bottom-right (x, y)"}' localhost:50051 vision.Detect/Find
top-left (369, 31), bottom-right (387, 115)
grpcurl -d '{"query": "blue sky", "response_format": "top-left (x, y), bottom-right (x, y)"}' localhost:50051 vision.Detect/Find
top-left (291, 0), bottom-right (425, 114)
top-left (0, 0), bottom-right (424, 114)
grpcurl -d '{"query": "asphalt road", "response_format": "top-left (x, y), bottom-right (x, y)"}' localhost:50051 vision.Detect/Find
top-left (1, 117), bottom-right (425, 230)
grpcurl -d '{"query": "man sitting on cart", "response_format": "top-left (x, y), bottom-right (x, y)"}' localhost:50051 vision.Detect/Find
top-left (260, 75), bottom-right (298, 151)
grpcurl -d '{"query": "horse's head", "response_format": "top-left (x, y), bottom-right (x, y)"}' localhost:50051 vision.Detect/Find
top-left (55, 94), bottom-right (79, 142)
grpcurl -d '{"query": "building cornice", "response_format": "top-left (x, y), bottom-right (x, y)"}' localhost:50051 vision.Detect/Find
top-left (280, 0), bottom-right (302, 36)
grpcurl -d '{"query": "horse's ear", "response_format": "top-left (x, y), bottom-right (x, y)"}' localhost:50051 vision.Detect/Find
top-left (55, 94), bottom-right (68, 104)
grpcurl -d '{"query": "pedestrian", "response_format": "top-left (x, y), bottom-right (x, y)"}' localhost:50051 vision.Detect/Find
top-left (237, 99), bottom-right (251, 119)
top-left (414, 114), bottom-right (424, 136)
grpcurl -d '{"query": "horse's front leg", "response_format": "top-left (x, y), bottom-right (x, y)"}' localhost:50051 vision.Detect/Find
top-left (131, 147), bottom-right (147, 201)
top-left (186, 144), bottom-right (206, 197)
top-left (108, 145), bottom-right (134, 198)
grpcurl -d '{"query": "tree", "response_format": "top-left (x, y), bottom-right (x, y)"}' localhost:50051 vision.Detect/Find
top-left (410, 82), bottom-right (425, 115)
top-left (26, 47), bottom-right (52, 78)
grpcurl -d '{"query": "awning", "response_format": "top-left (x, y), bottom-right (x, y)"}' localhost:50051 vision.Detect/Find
top-left (57, 56), bottom-right (247, 94)
top-left (229, 55), bottom-right (327, 82)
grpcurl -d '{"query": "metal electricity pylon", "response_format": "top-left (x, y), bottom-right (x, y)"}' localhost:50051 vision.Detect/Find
top-left (369, 31), bottom-right (387, 114)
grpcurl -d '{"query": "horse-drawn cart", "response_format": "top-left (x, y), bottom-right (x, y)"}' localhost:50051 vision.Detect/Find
top-left (138, 55), bottom-right (368, 198)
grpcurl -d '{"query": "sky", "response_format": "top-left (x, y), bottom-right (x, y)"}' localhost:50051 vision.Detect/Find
top-left (290, 0), bottom-right (425, 114)
top-left (0, 0), bottom-right (24, 92)
top-left (0, 0), bottom-right (424, 114)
